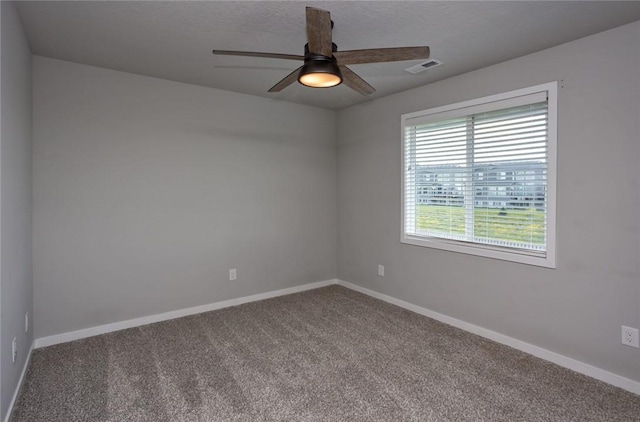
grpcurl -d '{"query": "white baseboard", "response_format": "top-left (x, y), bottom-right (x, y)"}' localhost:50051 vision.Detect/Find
top-left (31, 277), bottom-right (640, 396)
top-left (336, 279), bottom-right (640, 395)
top-left (35, 279), bottom-right (337, 349)
top-left (4, 340), bottom-right (34, 422)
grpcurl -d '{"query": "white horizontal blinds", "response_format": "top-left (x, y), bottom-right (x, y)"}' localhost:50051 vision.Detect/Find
top-left (472, 103), bottom-right (548, 252)
top-left (404, 96), bottom-right (548, 256)
top-left (405, 116), bottom-right (469, 241)
top-left (404, 125), bottom-right (418, 234)
top-left (403, 92), bottom-right (547, 127)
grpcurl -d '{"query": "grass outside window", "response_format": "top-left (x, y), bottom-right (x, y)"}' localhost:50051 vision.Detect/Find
top-left (416, 205), bottom-right (545, 245)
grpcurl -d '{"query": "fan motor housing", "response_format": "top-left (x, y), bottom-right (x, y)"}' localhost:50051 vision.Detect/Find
top-left (304, 43), bottom-right (338, 58)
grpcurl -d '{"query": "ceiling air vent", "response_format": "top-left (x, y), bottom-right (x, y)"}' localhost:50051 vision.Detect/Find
top-left (404, 59), bottom-right (443, 74)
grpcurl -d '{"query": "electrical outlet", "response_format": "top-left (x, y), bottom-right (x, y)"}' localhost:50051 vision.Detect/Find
top-left (229, 268), bottom-right (237, 281)
top-left (12, 337), bottom-right (17, 363)
top-left (621, 326), bottom-right (639, 348)
top-left (378, 265), bottom-right (385, 277)
top-left (25, 312), bottom-right (29, 333)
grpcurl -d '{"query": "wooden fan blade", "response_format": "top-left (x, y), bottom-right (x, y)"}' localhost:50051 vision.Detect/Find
top-left (212, 50), bottom-right (304, 61)
top-left (340, 66), bottom-right (375, 95)
top-left (306, 7), bottom-right (333, 56)
top-left (334, 46), bottom-right (430, 65)
top-left (268, 66), bottom-right (303, 92)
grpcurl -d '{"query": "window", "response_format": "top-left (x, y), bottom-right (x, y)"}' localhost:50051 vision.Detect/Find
top-left (402, 82), bottom-right (557, 268)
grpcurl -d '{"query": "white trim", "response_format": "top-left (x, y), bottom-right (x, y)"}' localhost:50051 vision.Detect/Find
top-left (544, 81), bottom-right (558, 268)
top-left (4, 340), bottom-right (34, 422)
top-left (35, 279), bottom-right (336, 349)
top-left (401, 235), bottom-right (555, 268)
top-left (336, 279), bottom-right (640, 395)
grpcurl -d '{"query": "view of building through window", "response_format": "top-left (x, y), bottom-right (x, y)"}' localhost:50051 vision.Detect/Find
top-left (413, 160), bottom-right (546, 248)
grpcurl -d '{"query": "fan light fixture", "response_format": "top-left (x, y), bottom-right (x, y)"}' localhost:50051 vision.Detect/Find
top-left (298, 56), bottom-right (342, 88)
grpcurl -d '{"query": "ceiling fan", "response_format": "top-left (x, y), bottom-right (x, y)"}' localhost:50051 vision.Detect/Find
top-left (212, 7), bottom-right (430, 95)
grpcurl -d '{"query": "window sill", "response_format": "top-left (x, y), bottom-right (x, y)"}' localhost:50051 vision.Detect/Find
top-left (401, 234), bottom-right (556, 268)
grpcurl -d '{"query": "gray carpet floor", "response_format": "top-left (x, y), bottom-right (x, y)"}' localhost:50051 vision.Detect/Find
top-left (11, 285), bottom-right (640, 421)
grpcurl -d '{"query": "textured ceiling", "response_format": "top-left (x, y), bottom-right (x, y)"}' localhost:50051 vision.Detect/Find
top-left (15, 1), bottom-right (640, 110)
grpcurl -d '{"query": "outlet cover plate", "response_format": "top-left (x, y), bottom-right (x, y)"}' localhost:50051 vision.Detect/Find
top-left (621, 325), bottom-right (639, 348)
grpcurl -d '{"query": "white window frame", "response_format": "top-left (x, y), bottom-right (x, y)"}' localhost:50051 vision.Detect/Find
top-left (401, 82), bottom-right (557, 268)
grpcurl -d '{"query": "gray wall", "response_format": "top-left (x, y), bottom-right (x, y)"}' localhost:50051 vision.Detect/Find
top-left (33, 57), bottom-right (337, 338)
top-left (337, 21), bottom-right (640, 382)
top-left (0, 2), bottom-right (33, 419)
